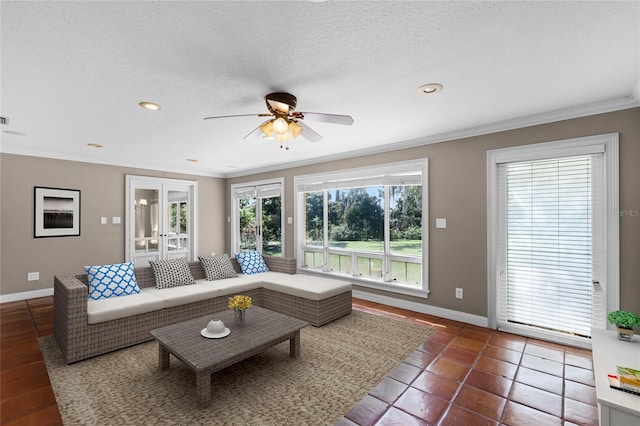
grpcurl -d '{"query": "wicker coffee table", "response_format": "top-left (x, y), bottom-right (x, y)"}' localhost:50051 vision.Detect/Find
top-left (149, 306), bottom-right (308, 407)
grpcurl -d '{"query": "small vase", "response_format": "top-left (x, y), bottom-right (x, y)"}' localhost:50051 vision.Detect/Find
top-left (234, 308), bottom-right (246, 322)
top-left (616, 326), bottom-right (634, 342)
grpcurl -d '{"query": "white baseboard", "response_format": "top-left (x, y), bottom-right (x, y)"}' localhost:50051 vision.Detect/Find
top-left (0, 288), bottom-right (54, 304)
top-left (353, 289), bottom-right (489, 328)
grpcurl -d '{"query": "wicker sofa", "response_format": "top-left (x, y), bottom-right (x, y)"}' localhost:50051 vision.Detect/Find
top-left (53, 256), bottom-right (352, 364)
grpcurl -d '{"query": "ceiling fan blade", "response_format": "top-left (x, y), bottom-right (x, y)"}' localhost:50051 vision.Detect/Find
top-left (297, 121), bottom-right (323, 143)
top-left (295, 112), bottom-right (354, 125)
top-left (242, 122), bottom-right (267, 140)
top-left (204, 113), bottom-right (272, 120)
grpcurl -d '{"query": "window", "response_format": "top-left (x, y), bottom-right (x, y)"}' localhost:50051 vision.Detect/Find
top-left (488, 134), bottom-right (619, 348)
top-left (295, 160), bottom-right (428, 296)
top-left (231, 179), bottom-right (284, 256)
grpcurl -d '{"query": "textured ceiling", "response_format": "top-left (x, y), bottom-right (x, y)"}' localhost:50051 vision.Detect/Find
top-left (2, 1), bottom-right (639, 177)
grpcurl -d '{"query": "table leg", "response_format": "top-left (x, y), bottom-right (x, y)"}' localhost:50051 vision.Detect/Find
top-left (158, 344), bottom-right (170, 370)
top-left (196, 371), bottom-right (212, 407)
top-left (290, 330), bottom-right (301, 358)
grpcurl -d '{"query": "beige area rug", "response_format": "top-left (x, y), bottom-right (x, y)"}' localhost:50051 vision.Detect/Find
top-left (40, 311), bottom-right (433, 425)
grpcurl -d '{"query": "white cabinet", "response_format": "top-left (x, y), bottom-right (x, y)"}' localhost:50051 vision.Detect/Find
top-left (591, 328), bottom-right (640, 426)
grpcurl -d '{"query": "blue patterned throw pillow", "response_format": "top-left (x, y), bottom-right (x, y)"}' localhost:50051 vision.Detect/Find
top-left (86, 262), bottom-right (140, 300)
top-left (235, 251), bottom-right (269, 275)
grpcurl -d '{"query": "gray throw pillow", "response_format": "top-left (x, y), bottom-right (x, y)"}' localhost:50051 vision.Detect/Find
top-left (149, 257), bottom-right (196, 289)
top-left (199, 254), bottom-right (238, 281)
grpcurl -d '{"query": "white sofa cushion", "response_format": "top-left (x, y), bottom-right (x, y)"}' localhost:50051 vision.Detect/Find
top-left (260, 272), bottom-right (352, 301)
top-left (142, 279), bottom-right (219, 308)
top-left (87, 292), bottom-right (164, 324)
top-left (198, 274), bottom-right (262, 297)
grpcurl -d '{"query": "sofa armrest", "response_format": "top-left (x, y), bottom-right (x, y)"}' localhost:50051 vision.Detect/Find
top-left (262, 256), bottom-right (297, 275)
top-left (54, 274), bottom-right (89, 360)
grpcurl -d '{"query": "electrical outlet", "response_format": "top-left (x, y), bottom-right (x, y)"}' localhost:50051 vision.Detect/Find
top-left (27, 272), bottom-right (40, 281)
top-left (455, 288), bottom-right (463, 299)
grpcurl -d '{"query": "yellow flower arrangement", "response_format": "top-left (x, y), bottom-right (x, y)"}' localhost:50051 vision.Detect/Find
top-left (228, 294), bottom-right (252, 311)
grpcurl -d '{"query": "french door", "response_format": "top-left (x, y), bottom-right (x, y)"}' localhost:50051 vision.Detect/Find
top-left (125, 175), bottom-right (198, 266)
top-left (231, 180), bottom-right (283, 256)
top-left (488, 134), bottom-right (619, 348)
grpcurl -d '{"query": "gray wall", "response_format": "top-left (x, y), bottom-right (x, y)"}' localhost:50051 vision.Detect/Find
top-left (227, 108), bottom-right (640, 317)
top-left (0, 156), bottom-right (226, 296)
top-left (1, 108), bottom-right (638, 319)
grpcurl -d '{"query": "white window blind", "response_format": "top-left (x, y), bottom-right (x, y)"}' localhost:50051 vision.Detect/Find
top-left (233, 183), bottom-right (281, 200)
top-left (500, 155), bottom-right (595, 338)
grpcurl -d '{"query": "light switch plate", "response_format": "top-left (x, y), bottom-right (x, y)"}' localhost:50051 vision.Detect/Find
top-left (287, 217), bottom-right (293, 225)
top-left (112, 216), bottom-right (121, 224)
top-left (436, 218), bottom-right (447, 228)
top-left (100, 217), bottom-right (107, 224)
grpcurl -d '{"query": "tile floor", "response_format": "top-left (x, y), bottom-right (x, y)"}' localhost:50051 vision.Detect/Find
top-left (339, 299), bottom-right (598, 426)
top-left (0, 296), bottom-right (598, 426)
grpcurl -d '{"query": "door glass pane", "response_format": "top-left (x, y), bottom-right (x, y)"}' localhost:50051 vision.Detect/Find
top-left (506, 157), bottom-right (592, 337)
top-left (261, 196), bottom-right (281, 256)
top-left (134, 189), bottom-right (159, 252)
top-left (167, 190), bottom-right (188, 251)
top-left (239, 198), bottom-right (257, 251)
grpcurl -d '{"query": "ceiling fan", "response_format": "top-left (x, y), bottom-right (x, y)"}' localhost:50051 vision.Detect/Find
top-left (204, 92), bottom-right (354, 149)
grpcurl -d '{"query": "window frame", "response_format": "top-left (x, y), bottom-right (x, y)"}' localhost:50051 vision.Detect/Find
top-left (294, 159), bottom-right (429, 297)
top-left (230, 178), bottom-right (285, 256)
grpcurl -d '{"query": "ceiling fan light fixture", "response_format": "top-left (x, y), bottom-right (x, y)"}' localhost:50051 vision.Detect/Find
top-left (272, 117), bottom-right (289, 135)
top-left (276, 133), bottom-right (289, 143)
top-left (289, 121), bottom-right (303, 138)
top-left (260, 120), bottom-right (274, 137)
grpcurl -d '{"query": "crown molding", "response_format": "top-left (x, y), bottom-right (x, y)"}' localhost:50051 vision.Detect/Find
top-left (2, 96), bottom-right (638, 179)
top-left (0, 146), bottom-right (226, 178)
top-left (225, 96), bottom-right (639, 178)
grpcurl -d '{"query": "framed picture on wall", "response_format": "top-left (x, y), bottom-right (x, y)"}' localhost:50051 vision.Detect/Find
top-left (34, 187), bottom-right (81, 238)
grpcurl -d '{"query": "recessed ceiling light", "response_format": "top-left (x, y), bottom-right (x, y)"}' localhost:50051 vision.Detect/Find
top-left (186, 158), bottom-right (198, 163)
top-left (87, 143), bottom-right (104, 148)
top-left (138, 101), bottom-right (161, 111)
top-left (417, 83), bottom-right (443, 95)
